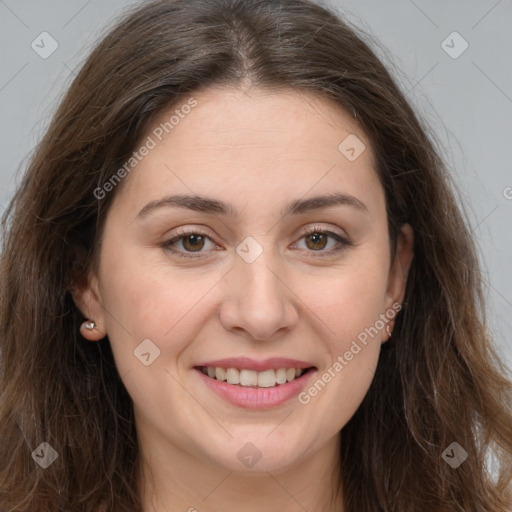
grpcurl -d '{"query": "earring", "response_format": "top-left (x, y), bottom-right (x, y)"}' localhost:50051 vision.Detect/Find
top-left (80, 319), bottom-right (104, 342)
top-left (82, 320), bottom-right (97, 330)
top-left (386, 324), bottom-right (393, 337)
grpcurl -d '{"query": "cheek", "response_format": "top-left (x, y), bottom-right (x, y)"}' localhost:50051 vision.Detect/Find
top-left (97, 261), bottom-right (221, 421)
top-left (97, 242), bottom-right (223, 375)
top-left (318, 343), bottom-right (381, 428)
top-left (292, 254), bottom-right (388, 420)
top-left (298, 303), bottom-right (383, 431)
top-left (295, 252), bottom-right (390, 346)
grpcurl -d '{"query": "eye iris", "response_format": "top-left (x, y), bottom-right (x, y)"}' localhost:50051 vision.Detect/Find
top-left (305, 232), bottom-right (327, 250)
top-left (183, 234), bottom-right (205, 252)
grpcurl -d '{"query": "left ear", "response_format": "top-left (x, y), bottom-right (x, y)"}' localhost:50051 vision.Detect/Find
top-left (383, 223), bottom-right (414, 340)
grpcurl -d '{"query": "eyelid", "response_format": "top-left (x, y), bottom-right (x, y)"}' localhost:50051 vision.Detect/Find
top-left (301, 224), bottom-right (347, 238)
top-left (170, 225), bottom-right (215, 238)
top-left (290, 225), bottom-right (352, 257)
top-left (161, 226), bottom-right (220, 259)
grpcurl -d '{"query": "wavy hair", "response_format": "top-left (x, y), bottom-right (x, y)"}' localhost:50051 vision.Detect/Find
top-left (1, 0), bottom-right (511, 510)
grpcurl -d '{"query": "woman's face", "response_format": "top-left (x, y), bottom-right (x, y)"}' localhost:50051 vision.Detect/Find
top-left (76, 86), bottom-right (413, 474)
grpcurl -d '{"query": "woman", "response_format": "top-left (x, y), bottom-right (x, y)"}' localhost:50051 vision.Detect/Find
top-left (1, 0), bottom-right (511, 510)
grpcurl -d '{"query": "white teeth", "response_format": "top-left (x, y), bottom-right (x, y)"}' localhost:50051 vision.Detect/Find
top-left (202, 366), bottom-right (309, 387)
top-left (239, 369), bottom-right (258, 386)
top-left (258, 369), bottom-right (276, 388)
top-left (275, 368), bottom-right (287, 384)
top-left (226, 368), bottom-right (240, 385)
top-left (215, 367), bottom-right (227, 381)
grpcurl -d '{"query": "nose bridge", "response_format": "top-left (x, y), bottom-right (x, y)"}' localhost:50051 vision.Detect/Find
top-left (219, 236), bottom-right (298, 339)
top-left (240, 251), bottom-right (281, 303)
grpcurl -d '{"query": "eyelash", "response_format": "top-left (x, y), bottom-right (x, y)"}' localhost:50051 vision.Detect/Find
top-left (299, 226), bottom-right (352, 258)
top-left (161, 226), bottom-right (352, 260)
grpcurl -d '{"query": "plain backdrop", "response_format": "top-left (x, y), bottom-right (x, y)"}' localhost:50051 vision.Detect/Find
top-left (0, 0), bottom-right (511, 369)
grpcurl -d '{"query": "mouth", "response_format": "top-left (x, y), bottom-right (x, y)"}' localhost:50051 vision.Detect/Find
top-left (193, 359), bottom-right (318, 409)
top-left (195, 365), bottom-right (316, 388)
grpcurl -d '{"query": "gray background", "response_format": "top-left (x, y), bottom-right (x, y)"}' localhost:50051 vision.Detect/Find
top-left (1, 0), bottom-right (511, 369)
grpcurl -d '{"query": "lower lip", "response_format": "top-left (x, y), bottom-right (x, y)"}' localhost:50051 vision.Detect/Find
top-left (195, 368), bottom-right (316, 409)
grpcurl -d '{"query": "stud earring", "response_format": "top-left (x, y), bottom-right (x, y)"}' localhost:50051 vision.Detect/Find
top-left (386, 324), bottom-right (393, 337)
top-left (82, 320), bottom-right (97, 330)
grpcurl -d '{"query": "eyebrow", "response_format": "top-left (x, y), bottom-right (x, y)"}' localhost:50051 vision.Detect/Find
top-left (136, 192), bottom-right (368, 219)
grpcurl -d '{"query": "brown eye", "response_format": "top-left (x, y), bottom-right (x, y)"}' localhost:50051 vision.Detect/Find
top-left (182, 234), bottom-right (206, 252)
top-left (292, 228), bottom-right (352, 258)
top-left (162, 230), bottom-right (217, 259)
top-left (305, 232), bottom-right (328, 251)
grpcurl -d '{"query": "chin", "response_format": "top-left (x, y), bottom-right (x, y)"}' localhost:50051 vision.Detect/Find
top-left (200, 432), bottom-right (310, 474)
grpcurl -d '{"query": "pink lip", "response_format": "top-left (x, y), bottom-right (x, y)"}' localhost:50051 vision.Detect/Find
top-left (195, 367), bottom-right (317, 409)
top-left (196, 357), bottom-right (315, 372)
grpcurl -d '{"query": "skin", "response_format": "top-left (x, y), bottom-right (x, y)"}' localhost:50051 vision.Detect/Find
top-left (74, 85), bottom-right (414, 511)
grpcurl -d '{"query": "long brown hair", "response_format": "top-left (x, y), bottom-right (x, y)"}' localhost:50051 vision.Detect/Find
top-left (1, 0), bottom-right (511, 510)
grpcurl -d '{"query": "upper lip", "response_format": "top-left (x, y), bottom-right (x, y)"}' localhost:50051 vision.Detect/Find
top-left (196, 357), bottom-right (316, 372)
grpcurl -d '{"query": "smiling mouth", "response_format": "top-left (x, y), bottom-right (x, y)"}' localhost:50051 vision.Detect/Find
top-left (195, 366), bottom-right (316, 388)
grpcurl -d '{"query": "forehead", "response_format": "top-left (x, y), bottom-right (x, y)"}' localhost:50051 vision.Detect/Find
top-left (112, 86), bottom-right (382, 217)
top-left (148, 86), bottom-right (371, 158)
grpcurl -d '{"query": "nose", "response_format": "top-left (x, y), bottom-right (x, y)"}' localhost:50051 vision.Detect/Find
top-left (219, 248), bottom-right (299, 341)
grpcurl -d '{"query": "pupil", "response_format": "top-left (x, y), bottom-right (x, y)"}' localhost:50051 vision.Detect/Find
top-left (307, 233), bottom-right (327, 250)
top-left (184, 234), bottom-right (204, 251)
